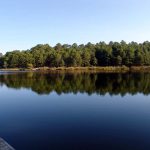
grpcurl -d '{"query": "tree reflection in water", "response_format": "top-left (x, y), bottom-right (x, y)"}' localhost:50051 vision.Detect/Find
top-left (0, 72), bottom-right (150, 96)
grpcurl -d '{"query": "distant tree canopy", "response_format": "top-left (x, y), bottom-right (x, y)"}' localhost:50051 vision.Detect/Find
top-left (1, 41), bottom-right (150, 68)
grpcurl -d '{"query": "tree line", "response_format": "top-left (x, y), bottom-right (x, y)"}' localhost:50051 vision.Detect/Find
top-left (1, 41), bottom-right (150, 68)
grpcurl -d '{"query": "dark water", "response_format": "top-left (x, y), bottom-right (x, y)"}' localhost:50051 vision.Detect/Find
top-left (0, 72), bottom-right (150, 150)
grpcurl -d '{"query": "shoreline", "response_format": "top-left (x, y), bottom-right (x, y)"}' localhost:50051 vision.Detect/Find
top-left (0, 66), bottom-right (150, 73)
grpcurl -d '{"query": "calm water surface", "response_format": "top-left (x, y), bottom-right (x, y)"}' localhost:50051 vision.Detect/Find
top-left (0, 72), bottom-right (150, 150)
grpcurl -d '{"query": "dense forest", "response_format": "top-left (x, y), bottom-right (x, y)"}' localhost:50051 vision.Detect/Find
top-left (1, 41), bottom-right (150, 68)
top-left (0, 72), bottom-right (150, 96)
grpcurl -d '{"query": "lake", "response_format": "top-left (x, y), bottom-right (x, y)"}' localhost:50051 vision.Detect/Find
top-left (0, 72), bottom-right (150, 150)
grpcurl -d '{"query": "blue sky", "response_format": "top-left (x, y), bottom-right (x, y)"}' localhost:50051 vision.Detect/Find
top-left (0, 0), bottom-right (150, 53)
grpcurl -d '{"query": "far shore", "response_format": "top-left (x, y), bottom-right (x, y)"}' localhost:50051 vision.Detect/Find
top-left (1, 66), bottom-right (150, 73)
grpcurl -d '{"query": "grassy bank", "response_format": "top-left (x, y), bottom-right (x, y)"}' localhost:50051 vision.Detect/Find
top-left (130, 66), bottom-right (150, 72)
top-left (1, 66), bottom-right (150, 73)
top-left (0, 66), bottom-right (128, 72)
top-left (45, 66), bottom-right (130, 72)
